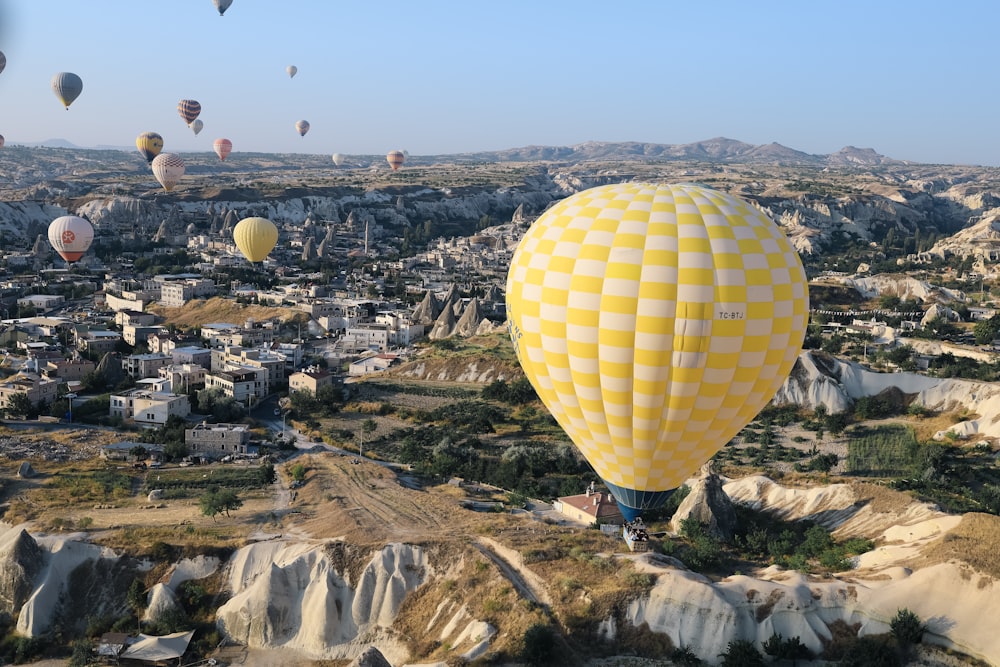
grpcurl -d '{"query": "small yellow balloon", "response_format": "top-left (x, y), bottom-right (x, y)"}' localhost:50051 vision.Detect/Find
top-left (233, 217), bottom-right (278, 263)
top-left (505, 182), bottom-right (809, 519)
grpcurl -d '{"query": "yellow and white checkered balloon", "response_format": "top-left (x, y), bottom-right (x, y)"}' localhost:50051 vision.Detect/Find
top-left (506, 183), bottom-right (809, 517)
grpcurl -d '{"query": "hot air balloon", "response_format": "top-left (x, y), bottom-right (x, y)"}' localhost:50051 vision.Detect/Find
top-left (48, 215), bottom-right (94, 263)
top-left (386, 150), bottom-right (405, 171)
top-left (505, 183), bottom-right (809, 521)
top-left (135, 132), bottom-right (163, 164)
top-left (0, 135), bottom-right (4, 150)
top-left (233, 217), bottom-right (278, 263)
top-left (295, 120), bottom-right (310, 136)
top-left (0, 51), bottom-right (6, 76)
top-left (287, 65), bottom-right (297, 78)
top-left (151, 152), bottom-right (186, 191)
top-left (191, 119), bottom-right (204, 135)
top-left (332, 153), bottom-right (345, 167)
top-left (51, 72), bottom-right (83, 109)
top-left (213, 0), bottom-right (233, 16)
top-left (178, 99), bottom-right (201, 126)
top-left (213, 138), bottom-right (232, 161)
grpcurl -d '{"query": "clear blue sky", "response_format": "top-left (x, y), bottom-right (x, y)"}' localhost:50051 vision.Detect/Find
top-left (0, 0), bottom-right (997, 164)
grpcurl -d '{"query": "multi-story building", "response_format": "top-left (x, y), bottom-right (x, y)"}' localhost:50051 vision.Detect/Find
top-left (204, 367), bottom-right (267, 409)
top-left (42, 358), bottom-right (96, 383)
top-left (75, 329), bottom-right (122, 355)
top-left (157, 363), bottom-right (207, 394)
top-left (159, 278), bottom-right (216, 307)
top-left (122, 353), bottom-right (173, 380)
top-left (0, 373), bottom-right (60, 413)
top-left (184, 422), bottom-right (258, 460)
top-left (288, 366), bottom-right (335, 394)
top-left (211, 345), bottom-right (285, 385)
top-left (108, 389), bottom-right (191, 426)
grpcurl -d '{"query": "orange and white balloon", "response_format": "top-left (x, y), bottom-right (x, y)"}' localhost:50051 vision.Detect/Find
top-left (48, 215), bottom-right (94, 263)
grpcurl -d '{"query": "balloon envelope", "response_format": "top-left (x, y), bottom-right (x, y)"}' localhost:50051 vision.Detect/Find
top-left (48, 215), bottom-right (94, 263)
top-left (386, 150), bottom-right (404, 171)
top-left (151, 153), bottom-right (186, 191)
top-left (51, 72), bottom-right (83, 109)
top-left (505, 183), bottom-right (809, 520)
top-left (191, 119), bottom-right (204, 135)
top-left (135, 132), bottom-right (163, 163)
top-left (178, 99), bottom-right (201, 125)
top-left (0, 51), bottom-right (6, 76)
top-left (287, 65), bottom-right (297, 78)
top-left (233, 217), bottom-right (278, 263)
top-left (0, 135), bottom-right (4, 150)
top-left (213, 0), bottom-right (233, 16)
top-left (295, 120), bottom-right (310, 136)
top-left (213, 138), bottom-right (232, 161)
top-left (332, 153), bottom-right (345, 166)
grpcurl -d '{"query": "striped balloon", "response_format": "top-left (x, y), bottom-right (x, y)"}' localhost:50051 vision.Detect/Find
top-left (386, 150), bottom-right (405, 171)
top-left (177, 99), bottom-right (201, 125)
top-left (506, 183), bottom-right (809, 519)
top-left (0, 51), bottom-right (6, 76)
top-left (214, 0), bottom-right (233, 16)
top-left (295, 120), bottom-right (310, 136)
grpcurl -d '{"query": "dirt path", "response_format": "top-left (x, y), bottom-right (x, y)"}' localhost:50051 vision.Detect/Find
top-left (287, 453), bottom-right (488, 545)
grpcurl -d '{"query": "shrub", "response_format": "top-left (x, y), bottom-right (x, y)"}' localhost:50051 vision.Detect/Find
top-left (718, 639), bottom-right (765, 667)
top-left (890, 608), bottom-right (925, 647)
top-left (520, 623), bottom-right (558, 666)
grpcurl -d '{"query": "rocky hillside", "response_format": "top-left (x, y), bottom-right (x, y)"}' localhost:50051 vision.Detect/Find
top-left (1, 470), bottom-right (997, 665)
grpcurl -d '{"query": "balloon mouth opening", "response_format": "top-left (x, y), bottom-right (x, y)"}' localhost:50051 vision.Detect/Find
top-left (602, 482), bottom-right (675, 522)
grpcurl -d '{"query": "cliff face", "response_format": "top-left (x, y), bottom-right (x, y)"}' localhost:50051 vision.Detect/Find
top-left (215, 541), bottom-right (429, 663)
top-left (0, 528), bottom-right (43, 616)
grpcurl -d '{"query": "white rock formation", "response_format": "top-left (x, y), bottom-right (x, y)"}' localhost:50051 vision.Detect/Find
top-left (216, 541), bottom-right (428, 664)
top-left (775, 350), bottom-right (1000, 440)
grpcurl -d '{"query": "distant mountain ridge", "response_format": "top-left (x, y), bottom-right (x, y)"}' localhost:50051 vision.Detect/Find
top-left (434, 137), bottom-right (905, 167)
top-left (11, 136), bottom-right (903, 166)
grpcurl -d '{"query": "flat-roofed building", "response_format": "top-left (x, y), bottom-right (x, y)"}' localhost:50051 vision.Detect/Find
top-left (109, 389), bottom-right (190, 426)
top-left (204, 367), bottom-right (267, 408)
top-left (185, 422), bottom-right (258, 459)
top-left (123, 353), bottom-right (172, 380)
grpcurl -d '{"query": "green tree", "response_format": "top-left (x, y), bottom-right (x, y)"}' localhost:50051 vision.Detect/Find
top-left (5, 392), bottom-right (34, 419)
top-left (890, 607), bottom-right (925, 648)
top-left (520, 623), bottom-right (558, 666)
top-left (199, 487), bottom-right (243, 520)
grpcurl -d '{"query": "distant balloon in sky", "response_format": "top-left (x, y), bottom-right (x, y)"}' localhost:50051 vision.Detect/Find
top-left (386, 150), bottom-right (405, 171)
top-left (506, 182), bottom-right (809, 520)
top-left (286, 65), bottom-right (297, 78)
top-left (151, 152), bottom-right (186, 191)
top-left (51, 72), bottom-right (83, 110)
top-left (233, 217), bottom-right (278, 263)
top-left (213, 138), bottom-right (232, 161)
top-left (178, 99), bottom-right (201, 126)
top-left (135, 132), bottom-right (164, 164)
top-left (332, 153), bottom-right (345, 166)
top-left (295, 120), bottom-right (310, 136)
top-left (191, 119), bottom-right (204, 135)
top-left (213, 0), bottom-right (233, 16)
top-left (0, 51), bottom-right (6, 76)
top-left (48, 215), bottom-right (94, 263)
top-left (0, 135), bottom-right (5, 150)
